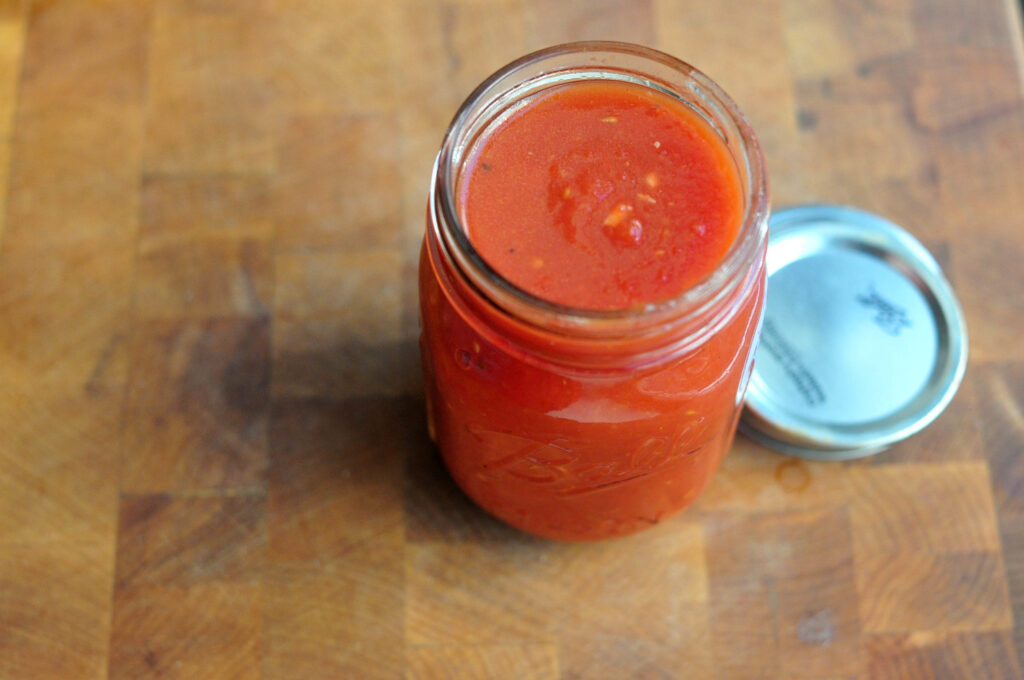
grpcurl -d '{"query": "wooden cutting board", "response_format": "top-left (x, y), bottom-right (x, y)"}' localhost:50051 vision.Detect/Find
top-left (1, 0), bottom-right (1023, 677)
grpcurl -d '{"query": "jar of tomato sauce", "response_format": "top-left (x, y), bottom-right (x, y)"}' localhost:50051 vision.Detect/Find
top-left (419, 42), bottom-right (769, 541)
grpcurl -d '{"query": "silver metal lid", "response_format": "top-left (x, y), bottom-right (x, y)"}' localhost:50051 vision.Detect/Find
top-left (740, 204), bottom-right (968, 460)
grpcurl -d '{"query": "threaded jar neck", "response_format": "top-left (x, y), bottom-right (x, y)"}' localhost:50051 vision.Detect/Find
top-left (428, 41), bottom-right (769, 369)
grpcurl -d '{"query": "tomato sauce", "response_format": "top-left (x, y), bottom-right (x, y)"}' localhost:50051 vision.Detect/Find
top-left (421, 64), bottom-right (767, 541)
top-left (462, 81), bottom-right (742, 310)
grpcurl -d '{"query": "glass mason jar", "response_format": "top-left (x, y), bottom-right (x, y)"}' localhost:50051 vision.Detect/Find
top-left (419, 42), bottom-right (769, 541)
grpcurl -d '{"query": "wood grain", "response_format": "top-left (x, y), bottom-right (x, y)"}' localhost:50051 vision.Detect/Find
top-left (144, 0), bottom-right (272, 174)
top-left (0, 0), bottom-right (26, 245)
top-left (1, 0), bottom-right (1023, 678)
top-left (122, 317), bottom-right (269, 493)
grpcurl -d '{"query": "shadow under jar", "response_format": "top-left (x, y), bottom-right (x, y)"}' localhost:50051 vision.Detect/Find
top-left (419, 42), bottom-right (769, 541)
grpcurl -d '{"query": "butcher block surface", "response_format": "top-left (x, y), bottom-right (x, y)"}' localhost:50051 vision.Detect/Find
top-left (2, 0), bottom-right (1024, 678)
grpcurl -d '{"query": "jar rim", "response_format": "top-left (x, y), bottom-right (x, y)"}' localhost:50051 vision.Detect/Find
top-left (431, 41), bottom-right (769, 339)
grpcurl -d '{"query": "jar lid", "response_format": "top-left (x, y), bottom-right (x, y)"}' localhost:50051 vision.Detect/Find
top-left (740, 204), bottom-right (968, 460)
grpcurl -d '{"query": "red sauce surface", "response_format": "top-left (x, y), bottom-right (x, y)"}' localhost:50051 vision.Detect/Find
top-left (461, 80), bottom-right (742, 310)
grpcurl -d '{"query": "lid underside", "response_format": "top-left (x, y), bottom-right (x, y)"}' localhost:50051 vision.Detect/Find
top-left (741, 205), bottom-right (968, 460)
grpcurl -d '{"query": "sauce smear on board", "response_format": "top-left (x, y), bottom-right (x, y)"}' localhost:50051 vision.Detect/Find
top-left (460, 80), bottom-right (742, 310)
